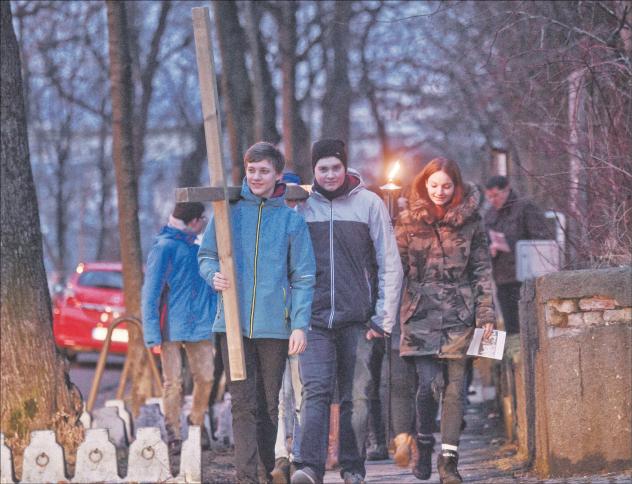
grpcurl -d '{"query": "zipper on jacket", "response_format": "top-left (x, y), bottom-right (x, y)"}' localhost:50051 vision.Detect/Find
top-left (328, 201), bottom-right (335, 328)
top-left (249, 200), bottom-right (264, 338)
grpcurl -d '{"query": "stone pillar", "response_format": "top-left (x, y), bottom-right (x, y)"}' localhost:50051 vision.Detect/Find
top-left (527, 266), bottom-right (631, 477)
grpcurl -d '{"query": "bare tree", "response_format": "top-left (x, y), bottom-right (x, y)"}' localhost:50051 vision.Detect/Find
top-left (1, 1), bottom-right (83, 476)
top-left (106, 0), bottom-right (154, 414)
top-left (321, 1), bottom-right (353, 146)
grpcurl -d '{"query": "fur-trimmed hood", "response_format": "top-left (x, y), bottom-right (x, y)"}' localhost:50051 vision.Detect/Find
top-left (407, 182), bottom-right (482, 227)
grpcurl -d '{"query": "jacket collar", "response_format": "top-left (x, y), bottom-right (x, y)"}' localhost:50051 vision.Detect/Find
top-left (158, 225), bottom-right (197, 245)
top-left (408, 182), bottom-right (482, 228)
top-left (311, 172), bottom-right (363, 202)
top-left (239, 178), bottom-right (286, 206)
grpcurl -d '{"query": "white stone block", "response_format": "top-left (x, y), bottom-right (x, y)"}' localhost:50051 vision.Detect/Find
top-left (126, 427), bottom-right (172, 483)
top-left (21, 430), bottom-right (66, 483)
top-left (92, 406), bottom-right (128, 449)
top-left (0, 433), bottom-right (15, 484)
top-left (105, 399), bottom-right (132, 442)
top-left (177, 425), bottom-right (201, 483)
top-left (72, 428), bottom-right (119, 483)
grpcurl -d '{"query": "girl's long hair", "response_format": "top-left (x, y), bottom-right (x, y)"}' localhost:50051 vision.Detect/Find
top-left (412, 157), bottom-right (464, 221)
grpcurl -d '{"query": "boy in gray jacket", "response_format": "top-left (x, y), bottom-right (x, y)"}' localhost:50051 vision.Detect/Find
top-left (292, 140), bottom-right (403, 484)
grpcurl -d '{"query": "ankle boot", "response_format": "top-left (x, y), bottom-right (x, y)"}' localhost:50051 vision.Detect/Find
top-left (437, 452), bottom-right (462, 484)
top-left (393, 433), bottom-right (413, 467)
top-left (413, 435), bottom-right (435, 480)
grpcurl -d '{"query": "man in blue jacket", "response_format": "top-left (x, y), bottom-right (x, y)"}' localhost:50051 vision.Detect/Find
top-left (292, 140), bottom-right (403, 484)
top-left (142, 202), bottom-right (217, 455)
top-left (199, 142), bottom-right (316, 484)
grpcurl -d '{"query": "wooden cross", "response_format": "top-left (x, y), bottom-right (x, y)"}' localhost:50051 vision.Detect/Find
top-left (186, 8), bottom-right (308, 380)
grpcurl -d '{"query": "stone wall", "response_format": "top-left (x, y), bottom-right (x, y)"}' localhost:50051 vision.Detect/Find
top-left (517, 266), bottom-right (632, 478)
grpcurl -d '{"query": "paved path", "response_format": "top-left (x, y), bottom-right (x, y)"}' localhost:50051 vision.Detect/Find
top-left (71, 357), bottom-right (631, 483)
top-left (323, 399), bottom-right (631, 483)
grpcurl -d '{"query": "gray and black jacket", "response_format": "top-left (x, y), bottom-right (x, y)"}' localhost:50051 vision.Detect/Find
top-left (298, 173), bottom-right (403, 334)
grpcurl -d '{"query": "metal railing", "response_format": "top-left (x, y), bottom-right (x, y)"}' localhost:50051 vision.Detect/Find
top-left (86, 316), bottom-right (162, 412)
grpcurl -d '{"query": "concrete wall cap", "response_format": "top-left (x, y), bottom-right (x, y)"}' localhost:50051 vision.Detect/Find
top-left (536, 266), bottom-right (631, 305)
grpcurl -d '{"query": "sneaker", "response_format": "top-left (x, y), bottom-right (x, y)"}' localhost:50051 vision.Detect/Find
top-left (290, 466), bottom-right (320, 484)
top-left (366, 443), bottom-right (389, 461)
top-left (341, 471), bottom-right (365, 484)
top-left (271, 457), bottom-right (291, 484)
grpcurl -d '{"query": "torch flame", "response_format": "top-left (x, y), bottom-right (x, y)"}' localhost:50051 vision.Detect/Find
top-left (387, 160), bottom-right (401, 182)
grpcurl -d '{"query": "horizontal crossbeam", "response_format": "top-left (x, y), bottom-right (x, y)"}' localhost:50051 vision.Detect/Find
top-left (176, 184), bottom-right (310, 203)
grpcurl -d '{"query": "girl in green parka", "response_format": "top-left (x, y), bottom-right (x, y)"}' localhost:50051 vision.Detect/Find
top-left (395, 157), bottom-right (496, 484)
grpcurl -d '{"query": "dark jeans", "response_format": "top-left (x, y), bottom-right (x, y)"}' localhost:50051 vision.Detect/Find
top-left (299, 324), bottom-right (373, 479)
top-left (391, 349), bottom-right (417, 436)
top-left (367, 338), bottom-right (386, 447)
top-left (414, 357), bottom-right (467, 447)
top-left (496, 282), bottom-right (522, 334)
top-left (219, 334), bottom-right (288, 483)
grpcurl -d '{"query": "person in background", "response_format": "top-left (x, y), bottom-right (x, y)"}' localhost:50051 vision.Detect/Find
top-left (396, 158), bottom-right (496, 483)
top-left (142, 202), bottom-right (217, 458)
top-left (291, 139), bottom-right (403, 484)
top-left (484, 175), bottom-right (549, 334)
top-left (270, 170), bottom-right (306, 484)
top-left (199, 142), bottom-right (316, 484)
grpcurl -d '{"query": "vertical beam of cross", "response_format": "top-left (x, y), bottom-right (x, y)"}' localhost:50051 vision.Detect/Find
top-left (191, 7), bottom-right (246, 380)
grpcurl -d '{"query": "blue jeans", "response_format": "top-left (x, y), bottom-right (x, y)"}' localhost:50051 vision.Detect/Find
top-left (298, 324), bottom-right (374, 479)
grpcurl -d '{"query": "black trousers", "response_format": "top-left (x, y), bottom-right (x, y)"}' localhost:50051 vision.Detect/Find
top-left (496, 282), bottom-right (522, 334)
top-left (219, 334), bottom-right (288, 483)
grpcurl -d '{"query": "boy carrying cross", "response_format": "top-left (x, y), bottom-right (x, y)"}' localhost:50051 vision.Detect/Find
top-left (199, 141), bottom-right (316, 484)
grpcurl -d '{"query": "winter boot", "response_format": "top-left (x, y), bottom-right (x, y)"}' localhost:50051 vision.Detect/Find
top-left (413, 434), bottom-right (435, 480)
top-left (437, 452), bottom-right (463, 484)
top-left (392, 433), bottom-right (413, 468)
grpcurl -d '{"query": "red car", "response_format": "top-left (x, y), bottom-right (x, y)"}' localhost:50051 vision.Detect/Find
top-left (53, 262), bottom-right (129, 359)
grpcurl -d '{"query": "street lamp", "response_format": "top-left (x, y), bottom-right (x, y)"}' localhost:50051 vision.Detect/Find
top-left (380, 160), bottom-right (402, 220)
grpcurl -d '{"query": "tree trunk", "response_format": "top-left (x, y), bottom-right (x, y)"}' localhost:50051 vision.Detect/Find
top-left (243, 2), bottom-right (280, 145)
top-left (177, 123), bottom-right (206, 188)
top-left (213, 1), bottom-right (254, 184)
top-left (95, 111), bottom-right (118, 261)
top-left (278, 3), bottom-right (311, 182)
top-left (0, 2), bottom-right (83, 477)
top-left (321, 1), bottom-right (352, 147)
top-left (106, 0), bottom-right (153, 414)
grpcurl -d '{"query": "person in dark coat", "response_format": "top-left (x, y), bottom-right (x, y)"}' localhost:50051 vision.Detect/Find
top-left (484, 176), bottom-right (549, 334)
top-left (396, 158), bottom-right (496, 483)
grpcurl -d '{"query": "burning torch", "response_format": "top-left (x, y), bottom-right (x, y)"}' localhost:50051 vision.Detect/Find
top-left (380, 160), bottom-right (402, 220)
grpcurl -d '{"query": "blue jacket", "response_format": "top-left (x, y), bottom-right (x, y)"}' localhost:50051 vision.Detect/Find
top-left (198, 180), bottom-right (316, 339)
top-left (142, 226), bottom-right (217, 347)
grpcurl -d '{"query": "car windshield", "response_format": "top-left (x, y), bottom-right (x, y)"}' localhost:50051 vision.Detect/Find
top-left (78, 270), bottom-right (123, 290)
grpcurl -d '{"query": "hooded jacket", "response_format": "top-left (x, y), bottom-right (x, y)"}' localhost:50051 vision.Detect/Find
top-left (142, 226), bottom-right (217, 347)
top-left (198, 180), bottom-right (316, 339)
top-left (396, 183), bottom-right (496, 358)
top-left (298, 173), bottom-right (403, 334)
